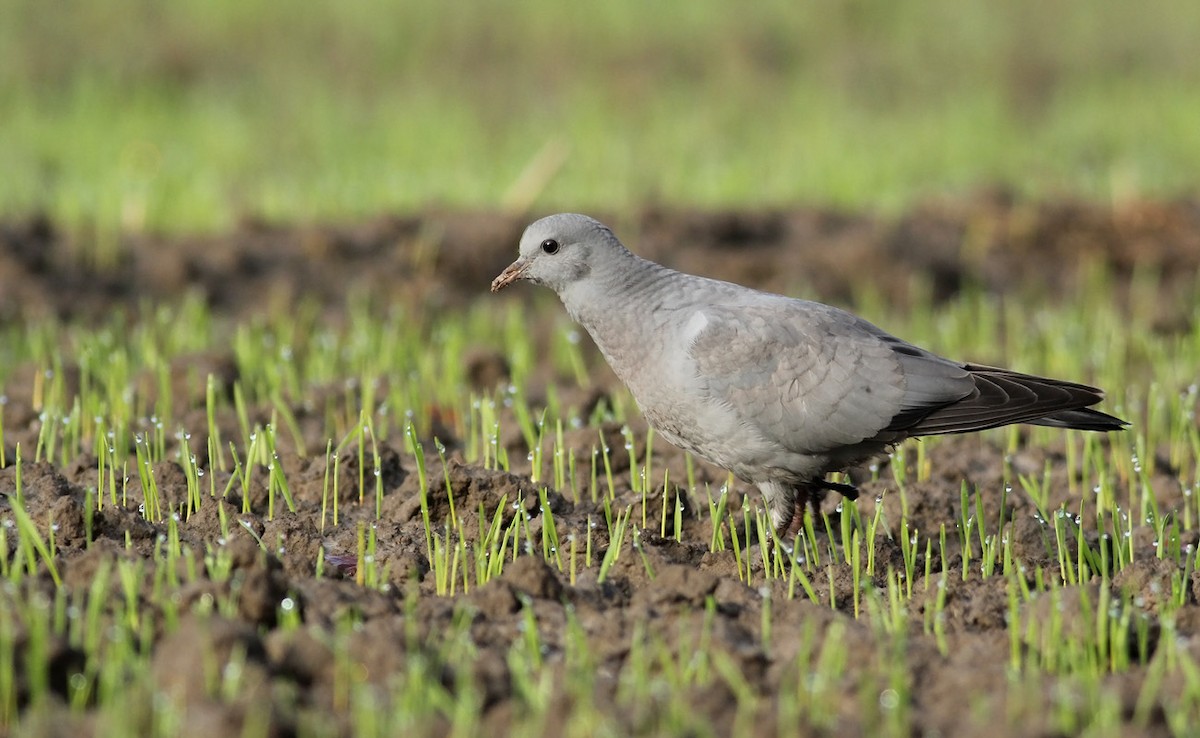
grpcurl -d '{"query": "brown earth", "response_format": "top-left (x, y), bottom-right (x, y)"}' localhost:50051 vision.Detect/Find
top-left (1, 195), bottom-right (1199, 736)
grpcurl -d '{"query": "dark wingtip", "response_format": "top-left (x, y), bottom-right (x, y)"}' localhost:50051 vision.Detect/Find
top-left (896, 365), bottom-right (1130, 436)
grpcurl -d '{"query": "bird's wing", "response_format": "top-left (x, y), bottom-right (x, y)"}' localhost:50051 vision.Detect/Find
top-left (686, 300), bottom-right (975, 454)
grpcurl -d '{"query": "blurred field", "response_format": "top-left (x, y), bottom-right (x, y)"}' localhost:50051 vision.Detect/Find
top-left (2, 0), bottom-right (1199, 239)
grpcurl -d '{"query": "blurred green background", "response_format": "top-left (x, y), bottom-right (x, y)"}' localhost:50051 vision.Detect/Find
top-left (2, 0), bottom-right (1198, 236)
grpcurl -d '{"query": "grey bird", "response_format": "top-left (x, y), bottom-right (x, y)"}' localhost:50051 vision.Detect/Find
top-left (491, 213), bottom-right (1127, 537)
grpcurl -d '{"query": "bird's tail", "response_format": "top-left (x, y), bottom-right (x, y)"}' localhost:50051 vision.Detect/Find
top-left (903, 364), bottom-right (1128, 436)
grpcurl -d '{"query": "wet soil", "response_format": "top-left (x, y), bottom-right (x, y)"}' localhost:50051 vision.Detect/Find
top-left (2, 195), bottom-right (1200, 736)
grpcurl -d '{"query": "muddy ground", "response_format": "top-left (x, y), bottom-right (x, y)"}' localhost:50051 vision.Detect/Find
top-left (2, 195), bottom-right (1200, 736)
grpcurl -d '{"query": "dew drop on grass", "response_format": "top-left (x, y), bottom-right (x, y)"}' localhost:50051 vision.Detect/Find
top-left (878, 689), bottom-right (900, 710)
top-left (280, 597), bottom-right (296, 612)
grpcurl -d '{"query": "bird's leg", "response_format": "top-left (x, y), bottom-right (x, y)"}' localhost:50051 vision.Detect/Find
top-left (776, 478), bottom-right (861, 540)
top-left (778, 485), bottom-right (812, 540)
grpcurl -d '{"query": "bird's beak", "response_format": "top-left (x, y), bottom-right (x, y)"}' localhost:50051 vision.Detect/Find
top-left (491, 258), bottom-right (531, 292)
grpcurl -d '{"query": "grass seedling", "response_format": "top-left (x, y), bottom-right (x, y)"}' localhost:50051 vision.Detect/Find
top-left (597, 504), bottom-right (631, 584)
top-left (538, 487), bottom-right (562, 570)
top-left (435, 437), bottom-right (459, 533)
top-left (405, 421), bottom-right (433, 562)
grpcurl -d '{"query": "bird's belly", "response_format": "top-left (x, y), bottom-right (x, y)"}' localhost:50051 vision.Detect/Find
top-left (639, 398), bottom-right (822, 481)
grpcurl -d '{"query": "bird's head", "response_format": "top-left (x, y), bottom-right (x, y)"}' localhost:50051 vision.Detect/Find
top-left (491, 213), bottom-right (624, 295)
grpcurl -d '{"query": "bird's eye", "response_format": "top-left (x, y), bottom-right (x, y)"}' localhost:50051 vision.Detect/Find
top-left (541, 239), bottom-right (560, 255)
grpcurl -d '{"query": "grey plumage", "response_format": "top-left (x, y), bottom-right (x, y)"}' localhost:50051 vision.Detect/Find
top-left (492, 213), bottom-right (1126, 535)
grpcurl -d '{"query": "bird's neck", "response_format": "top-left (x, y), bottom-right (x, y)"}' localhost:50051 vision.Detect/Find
top-left (559, 253), bottom-right (680, 371)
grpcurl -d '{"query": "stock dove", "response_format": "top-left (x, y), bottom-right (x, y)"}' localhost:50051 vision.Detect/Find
top-left (492, 214), bottom-right (1126, 536)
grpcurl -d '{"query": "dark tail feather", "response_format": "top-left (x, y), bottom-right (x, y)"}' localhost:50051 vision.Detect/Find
top-left (901, 364), bottom-right (1128, 436)
top-left (1027, 408), bottom-right (1128, 432)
